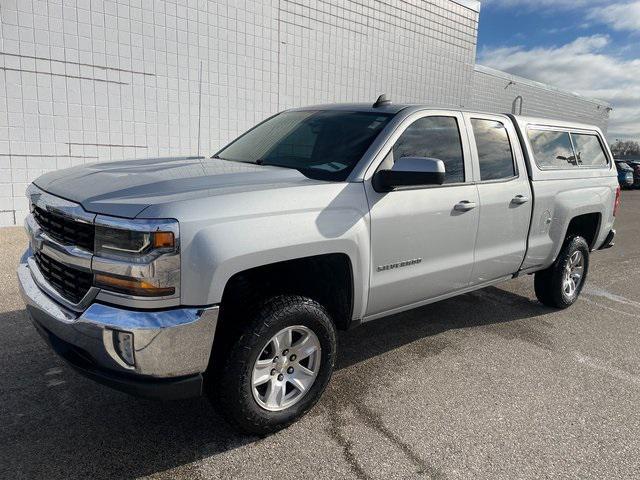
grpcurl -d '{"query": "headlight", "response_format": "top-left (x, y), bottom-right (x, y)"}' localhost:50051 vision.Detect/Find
top-left (92, 217), bottom-right (180, 299)
top-left (95, 226), bottom-right (175, 258)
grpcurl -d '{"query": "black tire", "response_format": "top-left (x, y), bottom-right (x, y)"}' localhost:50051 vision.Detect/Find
top-left (210, 295), bottom-right (336, 435)
top-left (534, 236), bottom-right (590, 309)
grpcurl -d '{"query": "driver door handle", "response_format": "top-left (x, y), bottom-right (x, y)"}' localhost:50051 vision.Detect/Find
top-left (454, 200), bottom-right (477, 212)
top-left (512, 195), bottom-right (529, 205)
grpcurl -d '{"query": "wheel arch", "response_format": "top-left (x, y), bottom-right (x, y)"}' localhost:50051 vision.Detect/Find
top-left (564, 212), bottom-right (602, 250)
top-left (219, 252), bottom-right (356, 331)
top-left (544, 185), bottom-right (612, 266)
top-left (206, 253), bottom-right (355, 378)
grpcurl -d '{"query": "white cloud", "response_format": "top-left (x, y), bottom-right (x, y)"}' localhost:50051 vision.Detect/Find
top-left (482, 0), bottom-right (640, 32)
top-left (483, 0), bottom-right (640, 32)
top-left (587, 1), bottom-right (640, 31)
top-left (478, 35), bottom-right (640, 140)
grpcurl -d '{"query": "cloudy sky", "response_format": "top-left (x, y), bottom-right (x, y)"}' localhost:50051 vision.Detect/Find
top-left (477, 0), bottom-right (640, 141)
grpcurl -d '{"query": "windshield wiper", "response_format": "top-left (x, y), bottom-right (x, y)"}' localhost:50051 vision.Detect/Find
top-left (255, 159), bottom-right (296, 168)
top-left (211, 154), bottom-right (248, 164)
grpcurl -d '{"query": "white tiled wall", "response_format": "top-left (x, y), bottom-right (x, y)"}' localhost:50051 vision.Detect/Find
top-left (471, 65), bottom-right (611, 132)
top-left (0, 0), bottom-right (481, 225)
top-left (0, 0), bottom-right (608, 226)
top-left (275, 0), bottom-right (478, 109)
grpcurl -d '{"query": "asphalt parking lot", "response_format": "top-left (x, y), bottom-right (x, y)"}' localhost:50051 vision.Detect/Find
top-left (1, 191), bottom-right (639, 480)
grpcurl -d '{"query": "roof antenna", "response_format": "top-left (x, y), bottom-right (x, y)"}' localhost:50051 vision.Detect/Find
top-left (372, 94), bottom-right (391, 108)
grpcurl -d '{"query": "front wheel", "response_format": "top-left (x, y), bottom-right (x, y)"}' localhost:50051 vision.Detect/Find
top-left (534, 236), bottom-right (590, 309)
top-left (210, 295), bottom-right (336, 435)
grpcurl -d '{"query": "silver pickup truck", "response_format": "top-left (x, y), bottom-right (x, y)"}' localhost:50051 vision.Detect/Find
top-left (18, 99), bottom-right (618, 434)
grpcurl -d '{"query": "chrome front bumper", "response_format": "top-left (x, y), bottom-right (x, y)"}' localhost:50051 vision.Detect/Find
top-left (18, 249), bottom-right (219, 399)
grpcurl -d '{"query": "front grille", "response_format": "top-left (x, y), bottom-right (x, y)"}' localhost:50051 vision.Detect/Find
top-left (34, 252), bottom-right (93, 304)
top-left (33, 206), bottom-right (94, 252)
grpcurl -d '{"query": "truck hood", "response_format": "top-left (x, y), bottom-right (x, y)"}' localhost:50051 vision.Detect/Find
top-left (34, 156), bottom-right (328, 218)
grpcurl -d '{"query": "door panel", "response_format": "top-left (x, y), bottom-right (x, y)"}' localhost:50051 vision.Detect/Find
top-left (472, 180), bottom-right (531, 283)
top-left (365, 185), bottom-right (479, 316)
top-left (364, 111), bottom-right (479, 317)
top-left (464, 114), bottom-right (533, 284)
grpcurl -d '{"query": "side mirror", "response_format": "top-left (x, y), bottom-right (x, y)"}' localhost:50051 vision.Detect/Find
top-left (373, 157), bottom-right (446, 192)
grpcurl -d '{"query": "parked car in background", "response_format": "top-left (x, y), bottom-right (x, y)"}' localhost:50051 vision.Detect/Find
top-left (626, 159), bottom-right (640, 188)
top-left (18, 100), bottom-right (618, 434)
top-left (615, 156), bottom-right (640, 188)
top-left (615, 161), bottom-right (635, 188)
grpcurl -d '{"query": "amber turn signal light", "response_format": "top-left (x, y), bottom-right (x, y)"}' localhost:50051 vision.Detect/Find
top-left (94, 273), bottom-right (175, 297)
top-left (152, 231), bottom-right (175, 249)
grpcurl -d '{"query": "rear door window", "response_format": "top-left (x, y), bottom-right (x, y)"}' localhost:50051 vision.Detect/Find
top-left (527, 129), bottom-right (577, 169)
top-left (392, 116), bottom-right (465, 184)
top-left (571, 133), bottom-right (608, 167)
top-left (471, 119), bottom-right (516, 181)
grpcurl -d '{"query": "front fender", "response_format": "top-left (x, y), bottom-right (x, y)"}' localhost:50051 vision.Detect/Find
top-left (175, 183), bottom-right (371, 320)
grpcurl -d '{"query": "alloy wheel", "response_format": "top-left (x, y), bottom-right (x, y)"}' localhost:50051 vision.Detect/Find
top-left (563, 250), bottom-right (584, 297)
top-left (251, 325), bottom-right (321, 411)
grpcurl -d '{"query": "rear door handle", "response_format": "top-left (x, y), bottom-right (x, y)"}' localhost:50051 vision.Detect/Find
top-left (512, 195), bottom-right (529, 205)
top-left (454, 200), bottom-right (477, 212)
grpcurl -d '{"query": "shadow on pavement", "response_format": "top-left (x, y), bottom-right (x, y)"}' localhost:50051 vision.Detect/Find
top-left (0, 285), bottom-right (552, 479)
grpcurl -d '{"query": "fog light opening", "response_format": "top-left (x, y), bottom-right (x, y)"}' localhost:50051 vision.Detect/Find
top-left (113, 330), bottom-right (135, 367)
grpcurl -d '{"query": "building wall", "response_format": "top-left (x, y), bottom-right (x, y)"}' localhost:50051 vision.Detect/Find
top-left (471, 65), bottom-right (611, 131)
top-left (1, 0), bottom-right (610, 227)
top-left (0, 0), bottom-right (481, 226)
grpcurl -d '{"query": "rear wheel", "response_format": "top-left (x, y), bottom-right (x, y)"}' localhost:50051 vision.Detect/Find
top-left (210, 295), bottom-right (336, 435)
top-left (534, 236), bottom-right (589, 309)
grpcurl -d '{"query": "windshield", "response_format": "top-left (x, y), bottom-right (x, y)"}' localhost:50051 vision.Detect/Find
top-left (214, 110), bottom-right (393, 181)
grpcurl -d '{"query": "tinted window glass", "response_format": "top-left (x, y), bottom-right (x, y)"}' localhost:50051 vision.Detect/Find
top-left (216, 110), bottom-right (392, 181)
top-left (392, 116), bottom-right (464, 183)
top-left (527, 129), bottom-right (577, 169)
top-left (616, 161), bottom-right (632, 172)
top-left (571, 133), bottom-right (608, 167)
top-left (471, 119), bottom-right (515, 181)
